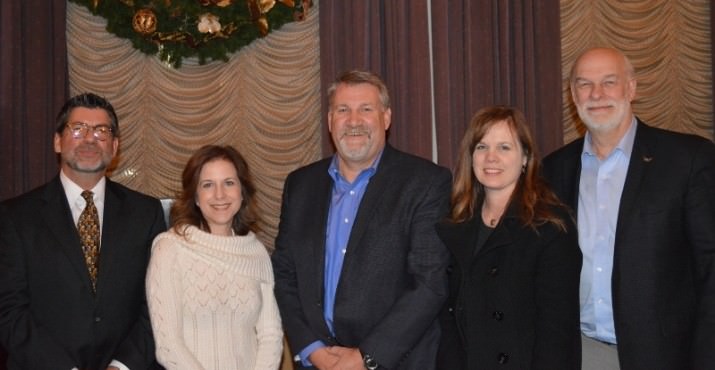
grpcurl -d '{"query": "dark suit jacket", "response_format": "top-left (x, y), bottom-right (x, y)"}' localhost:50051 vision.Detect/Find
top-left (272, 145), bottom-right (452, 370)
top-left (435, 205), bottom-right (582, 370)
top-left (542, 120), bottom-right (715, 370)
top-left (0, 176), bottom-right (166, 370)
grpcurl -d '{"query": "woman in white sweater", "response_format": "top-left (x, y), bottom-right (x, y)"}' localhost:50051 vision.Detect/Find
top-left (146, 145), bottom-right (283, 370)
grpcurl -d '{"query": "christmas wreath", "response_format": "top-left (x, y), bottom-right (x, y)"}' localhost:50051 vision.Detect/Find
top-left (71, 0), bottom-right (311, 68)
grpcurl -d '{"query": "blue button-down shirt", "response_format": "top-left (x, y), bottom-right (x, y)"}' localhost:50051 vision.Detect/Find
top-left (297, 152), bottom-right (381, 366)
top-left (578, 116), bottom-right (637, 344)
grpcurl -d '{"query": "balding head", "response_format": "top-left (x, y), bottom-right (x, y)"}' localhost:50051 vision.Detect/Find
top-left (569, 47), bottom-right (637, 141)
top-left (570, 47), bottom-right (635, 87)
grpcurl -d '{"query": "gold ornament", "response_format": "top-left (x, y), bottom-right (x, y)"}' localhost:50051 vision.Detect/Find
top-left (132, 8), bottom-right (158, 35)
top-left (256, 16), bottom-right (269, 36)
top-left (257, 0), bottom-right (275, 13)
top-left (199, 0), bottom-right (233, 6)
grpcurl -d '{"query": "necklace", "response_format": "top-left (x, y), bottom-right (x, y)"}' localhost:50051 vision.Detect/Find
top-left (482, 204), bottom-right (503, 228)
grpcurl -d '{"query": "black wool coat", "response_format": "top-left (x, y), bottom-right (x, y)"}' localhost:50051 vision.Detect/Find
top-left (436, 205), bottom-right (582, 370)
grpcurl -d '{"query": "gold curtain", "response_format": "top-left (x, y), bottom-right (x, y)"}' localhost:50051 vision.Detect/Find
top-left (66, 1), bottom-right (322, 250)
top-left (560, 0), bottom-right (713, 143)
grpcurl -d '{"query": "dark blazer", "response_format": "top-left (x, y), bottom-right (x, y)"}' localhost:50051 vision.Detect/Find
top-left (542, 120), bottom-right (715, 370)
top-left (272, 144), bottom-right (452, 370)
top-left (435, 205), bottom-right (582, 370)
top-left (0, 176), bottom-right (166, 370)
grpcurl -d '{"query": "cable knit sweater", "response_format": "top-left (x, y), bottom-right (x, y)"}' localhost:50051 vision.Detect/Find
top-left (146, 225), bottom-right (283, 370)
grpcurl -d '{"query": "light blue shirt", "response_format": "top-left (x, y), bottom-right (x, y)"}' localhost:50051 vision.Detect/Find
top-left (578, 116), bottom-right (637, 344)
top-left (297, 152), bottom-right (381, 366)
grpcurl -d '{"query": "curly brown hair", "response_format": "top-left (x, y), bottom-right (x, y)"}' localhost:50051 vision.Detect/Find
top-left (170, 145), bottom-right (260, 236)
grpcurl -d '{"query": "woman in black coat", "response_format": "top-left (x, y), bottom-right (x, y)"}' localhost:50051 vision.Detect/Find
top-left (436, 106), bottom-right (582, 369)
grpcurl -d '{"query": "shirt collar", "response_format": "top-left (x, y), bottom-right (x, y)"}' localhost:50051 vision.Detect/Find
top-left (59, 170), bottom-right (107, 207)
top-left (582, 115), bottom-right (638, 159)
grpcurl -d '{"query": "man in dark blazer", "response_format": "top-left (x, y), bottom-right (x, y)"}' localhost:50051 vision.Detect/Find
top-left (543, 47), bottom-right (715, 370)
top-left (0, 93), bottom-right (166, 370)
top-left (272, 70), bottom-right (451, 370)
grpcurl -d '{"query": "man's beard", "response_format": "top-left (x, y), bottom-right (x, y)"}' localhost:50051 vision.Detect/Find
top-left (576, 99), bottom-right (629, 134)
top-left (337, 127), bottom-right (372, 161)
top-left (64, 146), bottom-right (111, 173)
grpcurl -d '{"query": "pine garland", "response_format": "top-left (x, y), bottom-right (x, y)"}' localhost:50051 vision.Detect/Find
top-left (70, 0), bottom-right (308, 68)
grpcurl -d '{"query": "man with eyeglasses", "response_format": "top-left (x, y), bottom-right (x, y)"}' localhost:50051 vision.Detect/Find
top-left (0, 93), bottom-right (166, 370)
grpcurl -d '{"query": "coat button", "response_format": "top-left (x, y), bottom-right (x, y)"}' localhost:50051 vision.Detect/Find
top-left (492, 311), bottom-right (504, 321)
top-left (448, 306), bottom-right (455, 316)
top-left (94, 316), bottom-right (101, 323)
top-left (489, 267), bottom-right (499, 276)
top-left (497, 352), bottom-right (509, 364)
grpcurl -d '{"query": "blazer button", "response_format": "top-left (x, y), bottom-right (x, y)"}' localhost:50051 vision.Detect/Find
top-left (492, 311), bottom-right (504, 321)
top-left (489, 267), bottom-right (499, 276)
top-left (94, 316), bottom-right (101, 323)
top-left (497, 352), bottom-right (509, 364)
top-left (448, 306), bottom-right (455, 316)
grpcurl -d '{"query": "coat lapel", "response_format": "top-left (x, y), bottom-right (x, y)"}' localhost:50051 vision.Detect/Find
top-left (41, 177), bottom-right (95, 292)
top-left (437, 211), bottom-right (515, 266)
top-left (477, 220), bottom-right (514, 257)
top-left (437, 218), bottom-right (480, 264)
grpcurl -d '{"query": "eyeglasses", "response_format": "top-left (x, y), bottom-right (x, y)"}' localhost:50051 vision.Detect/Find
top-left (66, 122), bottom-right (114, 141)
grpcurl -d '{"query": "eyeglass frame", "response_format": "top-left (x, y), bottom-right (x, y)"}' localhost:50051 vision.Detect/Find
top-left (65, 122), bottom-right (115, 141)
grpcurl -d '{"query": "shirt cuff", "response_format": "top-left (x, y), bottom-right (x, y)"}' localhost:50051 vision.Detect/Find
top-left (110, 359), bottom-right (130, 370)
top-left (297, 340), bottom-right (326, 367)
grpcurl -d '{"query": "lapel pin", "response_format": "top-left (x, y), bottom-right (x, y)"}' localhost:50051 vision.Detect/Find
top-left (642, 156), bottom-right (653, 162)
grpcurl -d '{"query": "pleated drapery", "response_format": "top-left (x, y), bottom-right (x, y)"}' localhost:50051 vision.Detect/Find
top-left (66, 2), bottom-right (322, 250)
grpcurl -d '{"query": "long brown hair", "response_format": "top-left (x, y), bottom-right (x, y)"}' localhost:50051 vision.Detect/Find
top-left (170, 145), bottom-right (260, 236)
top-left (449, 106), bottom-right (566, 230)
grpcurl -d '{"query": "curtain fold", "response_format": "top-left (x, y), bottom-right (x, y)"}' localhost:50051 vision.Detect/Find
top-left (0, 0), bottom-right (68, 202)
top-left (319, 1), bottom-right (435, 160)
top-left (560, 0), bottom-right (713, 144)
top-left (66, 2), bottom-right (321, 250)
top-left (431, 0), bottom-right (563, 168)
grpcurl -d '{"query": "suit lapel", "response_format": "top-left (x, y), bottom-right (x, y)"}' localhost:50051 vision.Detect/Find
top-left (308, 163), bottom-right (334, 311)
top-left (616, 121), bottom-right (652, 240)
top-left (41, 177), bottom-right (95, 292)
top-left (343, 146), bottom-right (395, 254)
top-left (95, 180), bottom-right (124, 297)
top-left (561, 141), bottom-right (584, 211)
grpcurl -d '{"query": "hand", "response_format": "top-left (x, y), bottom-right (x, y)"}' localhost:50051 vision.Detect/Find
top-left (326, 347), bottom-right (366, 370)
top-left (309, 346), bottom-right (340, 370)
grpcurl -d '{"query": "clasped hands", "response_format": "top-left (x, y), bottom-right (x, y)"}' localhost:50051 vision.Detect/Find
top-left (309, 346), bottom-right (367, 370)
